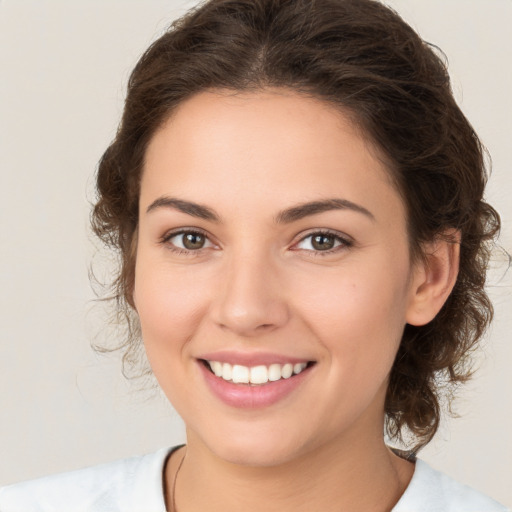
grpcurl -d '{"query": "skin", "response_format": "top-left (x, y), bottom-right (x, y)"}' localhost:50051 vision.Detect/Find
top-left (134, 87), bottom-right (459, 512)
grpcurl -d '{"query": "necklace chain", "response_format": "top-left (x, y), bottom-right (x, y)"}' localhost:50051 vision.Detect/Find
top-left (170, 445), bottom-right (410, 511)
top-left (171, 448), bottom-right (187, 512)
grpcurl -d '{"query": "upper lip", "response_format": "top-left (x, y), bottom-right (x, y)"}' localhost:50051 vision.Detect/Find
top-left (197, 350), bottom-right (314, 367)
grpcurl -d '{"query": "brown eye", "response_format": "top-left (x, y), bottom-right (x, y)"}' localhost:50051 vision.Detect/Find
top-left (182, 232), bottom-right (206, 250)
top-left (311, 234), bottom-right (335, 251)
top-left (294, 231), bottom-right (351, 254)
top-left (165, 230), bottom-right (214, 252)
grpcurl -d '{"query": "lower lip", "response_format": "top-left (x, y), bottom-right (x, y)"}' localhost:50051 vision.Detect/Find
top-left (198, 362), bottom-right (313, 409)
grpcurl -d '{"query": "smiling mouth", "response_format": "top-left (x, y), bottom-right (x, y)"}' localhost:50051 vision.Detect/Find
top-left (200, 360), bottom-right (316, 385)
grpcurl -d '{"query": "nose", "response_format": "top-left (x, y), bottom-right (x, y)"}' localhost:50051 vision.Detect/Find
top-left (210, 251), bottom-right (290, 337)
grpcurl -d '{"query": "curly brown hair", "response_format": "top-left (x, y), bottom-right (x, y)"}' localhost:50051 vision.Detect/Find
top-left (91, 0), bottom-right (500, 453)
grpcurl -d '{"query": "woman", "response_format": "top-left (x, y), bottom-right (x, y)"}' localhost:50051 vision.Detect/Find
top-left (0, 0), bottom-right (508, 510)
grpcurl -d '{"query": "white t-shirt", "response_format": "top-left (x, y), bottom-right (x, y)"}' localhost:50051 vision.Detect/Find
top-left (0, 446), bottom-right (508, 511)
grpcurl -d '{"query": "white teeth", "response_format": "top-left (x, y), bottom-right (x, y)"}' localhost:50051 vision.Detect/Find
top-left (250, 365), bottom-right (269, 384)
top-left (281, 363), bottom-right (293, 379)
top-left (207, 360), bottom-right (309, 385)
top-left (294, 362), bottom-right (307, 374)
top-left (222, 362), bottom-right (232, 381)
top-left (268, 363), bottom-right (282, 382)
top-left (211, 361), bottom-right (223, 377)
top-left (232, 365), bottom-right (249, 384)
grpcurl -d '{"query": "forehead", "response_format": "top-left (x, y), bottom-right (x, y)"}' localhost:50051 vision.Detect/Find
top-left (140, 87), bottom-right (403, 223)
top-left (147, 87), bottom-right (382, 170)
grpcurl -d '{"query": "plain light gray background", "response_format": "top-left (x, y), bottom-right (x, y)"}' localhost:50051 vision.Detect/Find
top-left (0, 0), bottom-right (511, 507)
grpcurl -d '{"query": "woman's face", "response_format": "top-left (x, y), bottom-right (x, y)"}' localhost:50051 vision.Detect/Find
top-left (134, 88), bottom-right (423, 466)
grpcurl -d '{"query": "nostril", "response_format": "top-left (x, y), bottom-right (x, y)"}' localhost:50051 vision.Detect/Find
top-left (256, 323), bottom-right (276, 330)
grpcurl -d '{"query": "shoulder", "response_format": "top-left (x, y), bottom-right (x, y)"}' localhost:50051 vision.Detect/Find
top-left (393, 458), bottom-right (509, 512)
top-left (0, 446), bottom-right (177, 512)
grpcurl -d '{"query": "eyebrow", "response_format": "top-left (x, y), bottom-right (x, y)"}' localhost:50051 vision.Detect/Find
top-left (146, 197), bottom-right (220, 221)
top-left (146, 196), bottom-right (375, 223)
top-left (275, 198), bottom-right (375, 223)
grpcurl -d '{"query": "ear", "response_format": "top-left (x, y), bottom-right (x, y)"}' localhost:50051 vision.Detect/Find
top-left (406, 230), bottom-right (460, 326)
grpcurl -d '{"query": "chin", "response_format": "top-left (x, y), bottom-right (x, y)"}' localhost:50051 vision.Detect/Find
top-left (192, 421), bottom-right (317, 468)
top-left (214, 440), bottom-right (302, 468)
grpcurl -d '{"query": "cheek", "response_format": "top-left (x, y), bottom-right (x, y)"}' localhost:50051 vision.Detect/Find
top-left (293, 258), bottom-right (410, 367)
top-left (133, 262), bottom-right (215, 410)
top-left (134, 261), bottom-right (211, 352)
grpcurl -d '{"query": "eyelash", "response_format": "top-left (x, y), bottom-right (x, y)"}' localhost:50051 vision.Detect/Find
top-left (159, 228), bottom-right (212, 257)
top-left (159, 228), bottom-right (353, 257)
top-left (293, 229), bottom-right (353, 256)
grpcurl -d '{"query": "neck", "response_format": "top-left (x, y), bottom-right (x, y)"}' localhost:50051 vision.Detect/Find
top-left (166, 430), bottom-right (414, 512)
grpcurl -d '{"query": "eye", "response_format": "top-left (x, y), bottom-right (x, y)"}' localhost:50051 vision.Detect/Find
top-left (162, 229), bottom-right (215, 252)
top-left (294, 231), bottom-right (351, 253)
